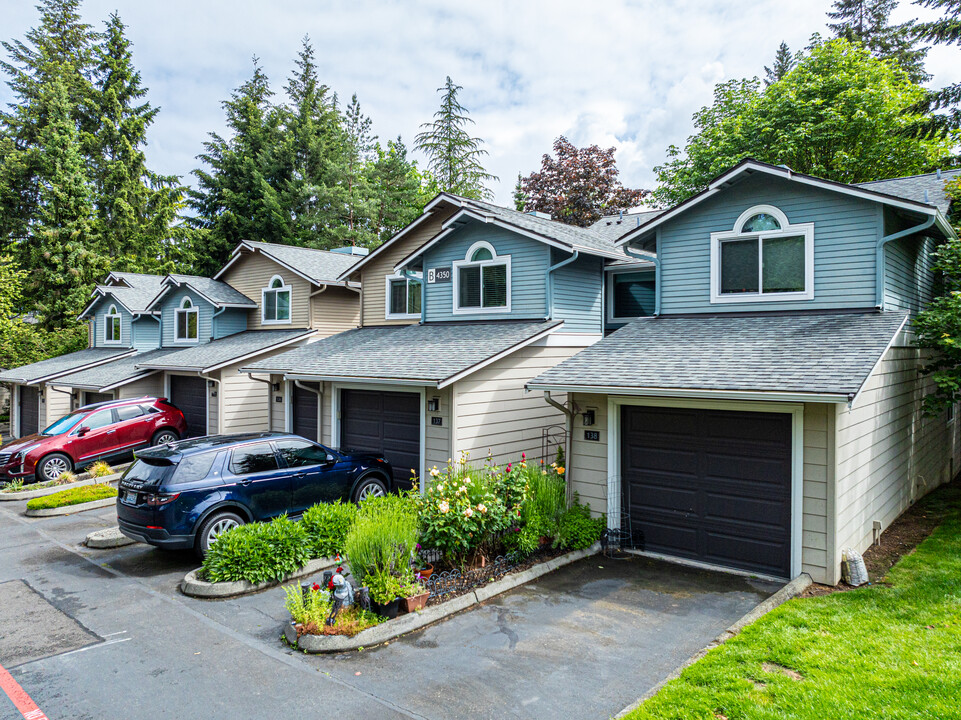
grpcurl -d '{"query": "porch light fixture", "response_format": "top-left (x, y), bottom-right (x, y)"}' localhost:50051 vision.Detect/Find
top-left (427, 397), bottom-right (440, 412)
top-left (582, 410), bottom-right (595, 426)
top-left (272, 383), bottom-right (281, 391)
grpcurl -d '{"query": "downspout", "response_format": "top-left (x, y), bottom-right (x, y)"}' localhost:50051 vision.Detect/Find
top-left (543, 390), bottom-right (575, 508)
top-left (293, 380), bottom-right (323, 442)
top-left (545, 250), bottom-right (579, 320)
top-left (623, 244), bottom-right (661, 316)
top-left (309, 285), bottom-right (327, 329)
top-left (198, 372), bottom-right (221, 435)
top-left (875, 215), bottom-right (936, 309)
top-left (400, 268), bottom-right (425, 324)
top-left (247, 373), bottom-right (273, 431)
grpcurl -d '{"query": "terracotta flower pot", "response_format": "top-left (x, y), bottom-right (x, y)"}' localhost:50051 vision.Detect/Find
top-left (467, 554), bottom-right (488, 570)
top-left (400, 591), bottom-right (429, 613)
top-left (416, 564), bottom-right (434, 580)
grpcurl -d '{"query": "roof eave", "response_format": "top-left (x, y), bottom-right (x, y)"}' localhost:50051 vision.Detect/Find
top-left (524, 382), bottom-right (851, 404)
top-left (24, 349), bottom-right (138, 386)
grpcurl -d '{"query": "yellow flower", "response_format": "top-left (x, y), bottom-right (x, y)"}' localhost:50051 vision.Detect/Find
top-left (557, 467), bottom-right (565, 475)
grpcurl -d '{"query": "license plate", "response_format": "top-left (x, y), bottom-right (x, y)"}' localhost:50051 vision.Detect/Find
top-left (122, 490), bottom-right (138, 504)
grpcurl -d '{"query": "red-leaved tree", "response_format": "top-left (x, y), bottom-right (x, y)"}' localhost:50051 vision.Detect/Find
top-left (518, 136), bottom-right (649, 227)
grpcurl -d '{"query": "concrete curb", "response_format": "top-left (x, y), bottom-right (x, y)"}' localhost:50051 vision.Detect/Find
top-left (181, 556), bottom-right (338, 599)
top-left (288, 543), bottom-right (601, 654)
top-left (24, 494), bottom-right (117, 517)
top-left (0, 473), bottom-right (122, 502)
top-left (85, 526), bottom-right (137, 549)
top-left (613, 572), bottom-right (814, 719)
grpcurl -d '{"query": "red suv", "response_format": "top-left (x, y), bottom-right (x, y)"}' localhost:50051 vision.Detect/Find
top-left (0, 397), bottom-right (187, 484)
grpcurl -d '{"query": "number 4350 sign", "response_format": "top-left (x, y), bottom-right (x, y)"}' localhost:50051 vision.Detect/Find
top-left (427, 267), bottom-right (452, 283)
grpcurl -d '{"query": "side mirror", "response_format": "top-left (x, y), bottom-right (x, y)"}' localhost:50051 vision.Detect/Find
top-left (77, 426), bottom-right (90, 437)
top-left (325, 454), bottom-right (336, 465)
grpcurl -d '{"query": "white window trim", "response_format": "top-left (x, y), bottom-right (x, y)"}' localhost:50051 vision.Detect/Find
top-left (606, 267), bottom-right (656, 324)
top-left (262, 274), bottom-right (292, 325)
top-left (384, 273), bottom-right (422, 320)
top-left (710, 205), bottom-right (815, 304)
top-left (174, 297), bottom-right (199, 344)
top-left (452, 241), bottom-right (512, 315)
top-left (103, 304), bottom-right (122, 345)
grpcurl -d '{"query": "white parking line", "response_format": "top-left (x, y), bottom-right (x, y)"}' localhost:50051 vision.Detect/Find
top-left (56, 638), bottom-right (132, 659)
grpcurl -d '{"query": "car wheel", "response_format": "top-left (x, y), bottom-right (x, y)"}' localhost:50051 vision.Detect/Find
top-left (353, 475), bottom-right (387, 503)
top-left (36, 453), bottom-right (72, 483)
top-left (151, 429), bottom-right (179, 447)
top-left (195, 511), bottom-right (244, 559)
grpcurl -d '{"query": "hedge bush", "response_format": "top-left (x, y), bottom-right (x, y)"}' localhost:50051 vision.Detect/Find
top-left (558, 499), bottom-right (605, 550)
top-left (201, 515), bottom-right (311, 585)
top-left (301, 500), bottom-right (357, 558)
top-left (25, 483), bottom-right (117, 510)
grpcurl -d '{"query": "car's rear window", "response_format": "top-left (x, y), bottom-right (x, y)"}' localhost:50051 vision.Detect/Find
top-left (123, 458), bottom-right (176, 487)
top-left (173, 453), bottom-right (217, 483)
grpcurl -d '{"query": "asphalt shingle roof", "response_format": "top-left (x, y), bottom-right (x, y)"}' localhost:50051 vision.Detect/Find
top-left (163, 275), bottom-right (258, 308)
top-left (83, 273), bottom-right (165, 318)
top-left (856, 169), bottom-right (961, 215)
top-left (240, 241), bottom-right (363, 284)
top-left (589, 210), bottom-right (665, 241)
top-left (242, 320), bottom-right (561, 385)
top-left (134, 329), bottom-right (315, 373)
top-left (0, 347), bottom-right (134, 384)
top-left (528, 311), bottom-right (909, 398)
top-left (52, 349), bottom-right (171, 391)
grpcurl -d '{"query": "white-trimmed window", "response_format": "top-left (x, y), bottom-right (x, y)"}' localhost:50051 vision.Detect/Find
top-left (104, 304), bottom-right (121, 344)
top-left (262, 275), bottom-right (291, 324)
top-left (607, 269), bottom-right (656, 322)
top-left (710, 205), bottom-right (814, 304)
top-left (175, 297), bottom-right (199, 342)
top-left (453, 241), bottom-right (511, 314)
top-left (385, 274), bottom-right (422, 320)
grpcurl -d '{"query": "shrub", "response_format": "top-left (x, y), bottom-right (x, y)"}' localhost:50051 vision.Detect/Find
top-left (201, 515), bottom-right (311, 585)
top-left (86, 461), bottom-right (113, 478)
top-left (25, 482), bottom-right (117, 510)
top-left (344, 495), bottom-right (418, 601)
top-left (57, 471), bottom-right (77, 485)
top-left (301, 501), bottom-right (357, 558)
top-left (1, 478), bottom-right (24, 493)
top-left (558, 498), bottom-right (605, 550)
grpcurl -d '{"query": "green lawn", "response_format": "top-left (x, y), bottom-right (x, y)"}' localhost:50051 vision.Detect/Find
top-left (626, 485), bottom-right (961, 720)
top-left (25, 482), bottom-right (117, 510)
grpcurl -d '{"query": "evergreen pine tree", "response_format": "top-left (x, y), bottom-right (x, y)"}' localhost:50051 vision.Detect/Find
top-left (340, 93), bottom-right (376, 246)
top-left (414, 77), bottom-right (497, 200)
top-left (764, 42), bottom-right (796, 86)
top-left (512, 172), bottom-right (527, 211)
top-left (365, 137), bottom-right (427, 243)
top-left (910, 0), bottom-right (961, 137)
top-left (827, 0), bottom-right (930, 82)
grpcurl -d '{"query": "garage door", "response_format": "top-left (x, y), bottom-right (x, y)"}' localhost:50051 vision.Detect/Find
top-left (341, 389), bottom-right (419, 487)
top-left (292, 382), bottom-right (320, 442)
top-left (18, 386), bottom-right (39, 437)
top-left (83, 392), bottom-right (113, 407)
top-left (169, 375), bottom-right (207, 438)
top-left (621, 405), bottom-right (792, 578)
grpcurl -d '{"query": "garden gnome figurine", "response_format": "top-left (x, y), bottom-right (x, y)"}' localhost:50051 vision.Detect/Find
top-left (325, 572), bottom-right (354, 626)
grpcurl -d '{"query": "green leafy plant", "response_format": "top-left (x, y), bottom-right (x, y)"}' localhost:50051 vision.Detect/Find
top-left (57, 471), bottom-right (77, 485)
top-left (86, 461), bottom-right (113, 478)
top-left (364, 569), bottom-right (406, 605)
top-left (284, 583), bottom-right (331, 627)
top-left (201, 515), bottom-right (311, 585)
top-left (25, 482), bottom-right (117, 510)
top-left (557, 497), bottom-right (605, 551)
top-left (301, 500), bottom-right (357, 559)
top-left (344, 493), bottom-right (418, 592)
top-left (1, 479), bottom-right (24, 493)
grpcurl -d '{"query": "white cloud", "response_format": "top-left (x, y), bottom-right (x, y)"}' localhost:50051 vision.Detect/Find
top-left (1, 0), bottom-right (958, 206)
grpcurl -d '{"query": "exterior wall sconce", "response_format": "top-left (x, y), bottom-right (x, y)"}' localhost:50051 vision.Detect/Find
top-left (272, 383), bottom-right (281, 391)
top-left (582, 410), bottom-right (595, 426)
top-left (427, 397), bottom-right (440, 412)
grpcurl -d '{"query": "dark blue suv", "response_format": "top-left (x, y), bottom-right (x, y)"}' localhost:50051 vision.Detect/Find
top-left (116, 432), bottom-right (394, 557)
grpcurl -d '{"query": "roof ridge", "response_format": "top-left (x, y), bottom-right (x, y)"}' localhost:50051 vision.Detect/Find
top-left (245, 240), bottom-right (360, 258)
top-left (856, 168), bottom-right (961, 185)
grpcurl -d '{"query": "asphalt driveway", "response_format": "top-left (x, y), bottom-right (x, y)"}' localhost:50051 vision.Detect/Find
top-left (0, 500), bottom-right (781, 719)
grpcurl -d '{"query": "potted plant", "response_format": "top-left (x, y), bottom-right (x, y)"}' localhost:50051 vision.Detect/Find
top-left (366, 570), bottom-right (404, 619)
top-left (400, 580), bottom-right (429, 613)
top-left (413, 543), bottom-right (434, 579)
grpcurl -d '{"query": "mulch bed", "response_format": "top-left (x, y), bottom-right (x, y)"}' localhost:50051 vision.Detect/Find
top-left (801, 478), bottom-right (959, 597)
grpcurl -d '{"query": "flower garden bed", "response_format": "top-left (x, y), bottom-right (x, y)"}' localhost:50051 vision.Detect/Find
top-left (24, 482), bottom-right (118, 516)
top-left (1, 461), bottom-right (127, 501)
top-left (181, 557), bottom-right (338, 599)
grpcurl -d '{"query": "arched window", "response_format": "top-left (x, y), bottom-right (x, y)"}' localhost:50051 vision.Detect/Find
top-left (453, 241), bottom-right (511, 313)
top-left (175, 296), bottom-right (199, 342)
top-left (262, 274), bottom-right (291, 323)
top-left (710, 204), bottom-right (814, 303)
top-left (104, 304), bottom-right (121, 344)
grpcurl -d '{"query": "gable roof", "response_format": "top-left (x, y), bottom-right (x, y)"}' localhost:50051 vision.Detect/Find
top-left (52, 349), bottom-right (168, 392)
top-left (856, 169), bottom-right (961, 216)
top-left (590, 210), bottom-right (665, 241)
top-left (0, 347), bottom-right (135, 385)
top-left (616, 159), bottom-right (957, 246)
top-left (134, 329), bottom-right (315, 374)
top-left (145, 274), bottom-right (258, 311)
top-left (79, 273), bottom-right (165, 319)
top-left (215, 240), bottom-right (363, 286)
top-left (527, 310), bottom-right (908, 403)
top-left (241, 320), bottom-right (561, 388)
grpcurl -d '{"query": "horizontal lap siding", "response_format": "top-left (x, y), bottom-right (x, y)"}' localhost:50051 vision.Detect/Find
top-left (43, 385), bottom-right (71, 428)
top-left (551, 251), bottom-right (603, 334)
top-left (659, 174), bottom-right (879, 314)
top-left (213, 309), bottom-right (247, 339)
top-left (220, 250), bottom-right (310, 329)
top-left (884, 235), bottom-right (936, 315)
top-left (311, 286), bottom-right (360, 337)
top-left (117, 374), bottom-right (163, 400)
top-left (161, 288), bottom-right (214, 346)
top-left (220, 364), bottom-right (270, 434)
top-left (835, 346), bottom-right (954, 575)
top-left (271, 375), bottom-right (286, 432)
top-left (91, 297), bottom-right (132, 348)
top-left (570, 393), bottom-right (609, 516)
top-left (424, 224), bottom-right (550, 323)
top-left (452, 344), bottom-right (577, 466)
top-left (131, 317), bottom-right (160, 350)
top-left (425, 386), bottom-right (451, 475)
top-left (802, 403), bottom-right (831, 581)
top-left (360, 210), bottom-right (455, 327)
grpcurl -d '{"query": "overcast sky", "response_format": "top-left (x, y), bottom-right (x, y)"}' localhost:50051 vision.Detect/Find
top-left (2, 0), bottom-right (959, 205)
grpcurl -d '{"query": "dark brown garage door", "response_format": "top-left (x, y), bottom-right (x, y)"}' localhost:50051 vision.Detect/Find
top-left (341, 389), bottom-right (419, 488)
top-left (83, 392), bottom-right (114, 407)
top-left (19, 386), bottom-right (39, 437)
top-left (169, 375), bottom-right (207, 438)
top-left (621, 405), bottom-right (792, 578)
top-left (292, 382), bottom-right (320, 442)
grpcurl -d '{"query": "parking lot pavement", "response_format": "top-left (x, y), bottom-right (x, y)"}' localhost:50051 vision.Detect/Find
top-left (0, 500), bottom-right (781, 720)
